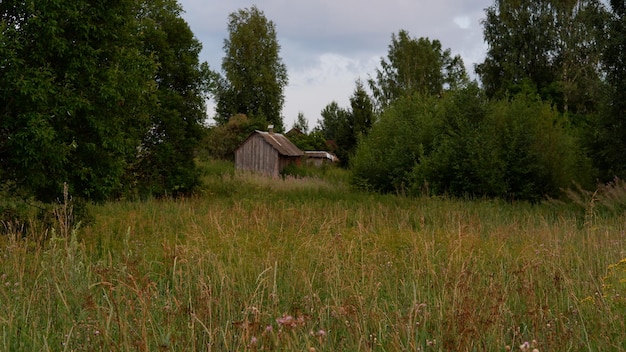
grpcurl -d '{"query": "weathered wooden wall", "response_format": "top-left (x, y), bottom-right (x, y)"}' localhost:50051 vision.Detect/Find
top-left (235, 134), bottom-right (281, 177)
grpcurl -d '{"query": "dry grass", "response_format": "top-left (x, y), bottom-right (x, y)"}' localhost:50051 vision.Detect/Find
top-left (0, 164), bottom-right (625, 351)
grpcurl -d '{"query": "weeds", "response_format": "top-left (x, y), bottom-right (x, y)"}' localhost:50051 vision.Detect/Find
top-left (0, 163), bottom-right (625, 350)
top-left (561, 177), bottom-right (626, 222)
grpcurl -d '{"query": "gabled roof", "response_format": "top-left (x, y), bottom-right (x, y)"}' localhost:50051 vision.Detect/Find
top-left (239, 130), bottom-right (304, 157)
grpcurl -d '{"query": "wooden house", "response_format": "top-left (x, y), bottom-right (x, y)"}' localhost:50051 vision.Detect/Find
top-left (235, 130), bottom-right (304, 177)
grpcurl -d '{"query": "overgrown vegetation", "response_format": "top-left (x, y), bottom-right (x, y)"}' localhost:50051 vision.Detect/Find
top-left (3, 1), bottom-right (626, 348)
top-left (0, 162), bottom-right (625, 351)
top-left (0, 0), bottom-right (209, 202)
top-left (351, 87), bottom-right (594, 200)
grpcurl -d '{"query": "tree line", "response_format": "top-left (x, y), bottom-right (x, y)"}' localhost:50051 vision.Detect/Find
top-left (3, 0), bottom-right (626, 208)
top-left (325, 0), bottom-right (626, 200)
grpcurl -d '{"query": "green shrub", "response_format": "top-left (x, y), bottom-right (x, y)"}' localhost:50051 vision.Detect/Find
top-left (352, 86), bottom-right (594, 201)
top-left (416, 91), bottom-right (594, 201)
top-left (350, 93), bottom-right (442, 193)
top-left (199, 114), bottom-right (268, 161)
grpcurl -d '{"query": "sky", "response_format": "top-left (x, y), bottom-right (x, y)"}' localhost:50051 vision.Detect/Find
top-left (176, 0), bottom-right (493, 129)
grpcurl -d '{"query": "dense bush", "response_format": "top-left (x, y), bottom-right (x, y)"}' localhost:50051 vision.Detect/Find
top-left (350, 94), bottom-right (442, 193)
top-left (420, 91), bottom-right (595, 201)
top-left (352, 87), bottom-right (594, 201)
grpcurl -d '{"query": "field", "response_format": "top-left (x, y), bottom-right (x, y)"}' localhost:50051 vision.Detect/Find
top-left (1, 160), bottom-right (625, 351)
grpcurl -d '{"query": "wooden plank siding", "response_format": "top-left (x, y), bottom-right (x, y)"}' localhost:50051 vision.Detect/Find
top-left (235, 131), bottom-right (304, 177)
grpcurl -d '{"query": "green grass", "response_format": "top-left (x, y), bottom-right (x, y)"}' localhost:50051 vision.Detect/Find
top-left (0, 161), bottom-right (625, 351)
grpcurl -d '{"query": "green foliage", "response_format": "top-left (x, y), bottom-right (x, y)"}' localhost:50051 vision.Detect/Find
top-left (477, 0), bottom-right (606, 114)
top-left (317, 101), bottom-right (348, 142)
top-left (368, 30), bottom-right (468, 110)
top-left (334, 80), bottom-right (375, 167)
top-left (353, 85), bottom-right (593, 201)
top-left (292, 112), bottom-right (309, 134)
top-left (413, 85), bottom-right (496, 197)
top-left (286, 129), bottom-right (327, 152)
top-left (351, 94), bottom-right (442, 193)
top-left (200, 114), bottom-right (267, 161)
top-left (0, 0), bottom-right (209, 202)
top-left (130, 0), bottom-right (208, 198)
top-left (417, 90), bottom-right (594, 201)
top-left (213, 6), bottom-right (288, 131)
top-left (596, 0), bottom-right (626, 180)
top-left (0, 0), bottom-right (157, 202)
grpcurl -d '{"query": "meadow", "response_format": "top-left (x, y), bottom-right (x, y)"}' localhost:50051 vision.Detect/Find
top-left (0, 160), bottom-right (625, 351)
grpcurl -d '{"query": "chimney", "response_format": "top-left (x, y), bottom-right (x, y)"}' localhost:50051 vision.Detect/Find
top-left (268, 124), bottom-right (274, 134)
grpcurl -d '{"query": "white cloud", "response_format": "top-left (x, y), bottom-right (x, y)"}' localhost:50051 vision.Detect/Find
top-left (454, 16), bottom-right (471, 29)
top-left (283, 53), bottom-right (380, 128)
top-left (181, 1), bottom-right (493, 128)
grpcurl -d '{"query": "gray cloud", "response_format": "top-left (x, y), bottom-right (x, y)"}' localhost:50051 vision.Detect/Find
top-left (178, 0), bottom-right (492, 125)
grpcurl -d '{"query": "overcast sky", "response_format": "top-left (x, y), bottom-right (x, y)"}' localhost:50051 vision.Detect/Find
top-left (177, 0), bottom-right (493, 129)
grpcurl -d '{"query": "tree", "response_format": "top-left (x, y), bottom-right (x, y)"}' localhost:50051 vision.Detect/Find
top-left (351, 93), bottom-right (443, 193)
top-left (213, 6), bottom-right (288, 131)
top-left (368, 30), bottom-right (468, 110)
top-left (0, 0), bottom-right (156, 202)
top-left (476, 0), bottom-right (606, 113)
top-left (201, 114), bottom-right (265, 161)
top-left (597, 0), bottom-right (626, 179)
top-left (292, 112), bottom-right (309, 134)
top-left (555, 0), bottom-right (607, 114)
top-left (416, 89), bottom-right (593, 200)
top-left (286, 129), bottom-right (327, 152)
top-left (335, 80), bottom-right (375, 167)
top-left (318, 101), bottom-right (348, 142)
top-left (132, 0), bottom-right (209, 197)
top-left (352, 85), bottom-right (593, 200)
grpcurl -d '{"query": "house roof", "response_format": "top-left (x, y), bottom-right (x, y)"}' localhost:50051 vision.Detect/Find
top-left (240, 130), bottom-right (304, 157)
top-left (304, 151), bottom-right (338, 161)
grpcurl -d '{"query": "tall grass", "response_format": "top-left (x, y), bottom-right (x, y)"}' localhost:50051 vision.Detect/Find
top-left (0, 161), bottom-right (624, 351)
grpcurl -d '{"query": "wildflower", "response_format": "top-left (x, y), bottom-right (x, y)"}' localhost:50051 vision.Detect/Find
top-left (250, 336), bottom-right (258, 346)
top-left (276, 314), bottom-right (295, 327)
top-left (265, 325), bottom-right (273, 333)
top-left (276, 313), bottom-right (308, 328)
top-left (317, 329), bottom-right (326, 337)
top-left (520, 341), bottom-right (530, 351)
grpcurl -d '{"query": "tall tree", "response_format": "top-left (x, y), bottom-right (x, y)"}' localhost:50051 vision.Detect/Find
top-left (598, 0), bottom-right (626, 179)
top-left (318, 101), bottom-right (348, 142)
top-left (335, 80), bottom-right (375, 167)
top-left (555, 0), bottom-right (607, 114)
top-left (132, 0), bottom-right (209, 197)
top-left (477, 0), bottom-right (557, 100)
top-left (477, 0), bottom-right (606, 113)
top-left (292, 112), bottom-right (309, 133)
top-left (0, 0), bottom-right (155, 202)
top-left (213, 6), bottom-right (288, 131)
top-left (368, 30), bottom-right (467, 110)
